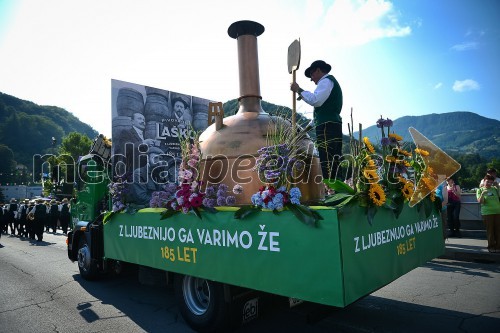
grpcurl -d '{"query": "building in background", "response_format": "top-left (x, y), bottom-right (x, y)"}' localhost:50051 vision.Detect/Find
top-left (0, 185), bottom-right (43, 200)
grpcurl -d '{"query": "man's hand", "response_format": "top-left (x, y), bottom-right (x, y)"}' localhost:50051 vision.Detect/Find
top-left (290, 82), bottom-right (300, 93)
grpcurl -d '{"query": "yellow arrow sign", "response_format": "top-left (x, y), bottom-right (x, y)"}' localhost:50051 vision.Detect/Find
top-left (408, 127), bottom-right (461, 207)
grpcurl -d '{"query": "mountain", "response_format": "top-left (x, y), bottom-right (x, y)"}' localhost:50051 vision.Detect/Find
top-left (355, 112), bottom-right (500, 159)
top-left (0, 92), bottom-right (98, 167)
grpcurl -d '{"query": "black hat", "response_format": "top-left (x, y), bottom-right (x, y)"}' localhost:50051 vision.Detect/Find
top-left (172, 96), bottom-right (189, 108)
top-left (305, 60), bottom-right (331, 78)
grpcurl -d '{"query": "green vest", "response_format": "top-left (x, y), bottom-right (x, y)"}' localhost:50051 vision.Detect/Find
top-left (313, 75), bottom-right (343, 126)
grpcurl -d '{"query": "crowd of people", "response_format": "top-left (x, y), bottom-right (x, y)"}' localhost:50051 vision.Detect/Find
top-left (434, 168), bottom-right (500, 253)
top-left (0, 197), bottom-right (71, 243)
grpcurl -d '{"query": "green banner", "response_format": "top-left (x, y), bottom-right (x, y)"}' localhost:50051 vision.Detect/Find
top-left (103, 205), bottom-right (444, 307)
top-left (338, 205), bottom-right (445, 305)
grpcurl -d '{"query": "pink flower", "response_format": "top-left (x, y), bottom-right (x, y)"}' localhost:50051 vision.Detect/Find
top-left (190, 195), bottom-right (203, 207)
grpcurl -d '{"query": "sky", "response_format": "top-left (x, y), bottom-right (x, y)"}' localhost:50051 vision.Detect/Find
top-left (0, 0), bottom-right (499, 139)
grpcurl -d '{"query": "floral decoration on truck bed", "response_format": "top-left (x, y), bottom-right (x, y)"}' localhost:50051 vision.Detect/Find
top-left (235, 125), bottom-right (323, 227)
top-left (324, 116), bottom-right (441, 224)
top-left (150, 134), bottom-right (242, 219)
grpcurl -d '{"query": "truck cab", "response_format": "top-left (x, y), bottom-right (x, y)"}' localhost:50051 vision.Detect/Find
top-left (67, 135), bottom-right (111, 278)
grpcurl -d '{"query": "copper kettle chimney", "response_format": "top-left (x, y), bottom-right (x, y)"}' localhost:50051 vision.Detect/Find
top-left (199, 20), bottom-right (324, 205)
top-left (228, 20), bottom-right (265, 115)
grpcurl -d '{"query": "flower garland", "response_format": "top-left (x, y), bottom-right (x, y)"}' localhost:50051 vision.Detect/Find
top-left (236, 142), bottom-right (322, 226)
top-left (324, 115), bottom-right (439, 224)
top-left (109, 178), bottom-right (128, 212)
top-left (150, 134), bottom-right (243, 220)
top-left (103, 177), bottom-right (132, 223)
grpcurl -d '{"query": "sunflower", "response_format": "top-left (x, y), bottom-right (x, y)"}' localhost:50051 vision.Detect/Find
top-left (397, 176), bottom-right (407, 184)
top-left (398, 149), bottom-right (412, 157)
top-left (421, 176), bottom-right (437, 190)
top-left (385, 155), bottom-right (396, 163)
top-left (415, 148), bottom-right (429, 156)
top-left (363, 137), bottom-right (375, 154)
top-left (388, 133), bottom-right (403, 141)
top-left (369, 183), bottom-right (386, 206)
top-left (401, 181), bottom-right (414, 200)
top-left (363, 169), bottom-right (379, 183)
top-left (365, 158), bottom-right (376, 169)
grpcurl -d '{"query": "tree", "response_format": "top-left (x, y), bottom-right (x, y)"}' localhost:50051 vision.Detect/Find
top-left (59, 132), bottom-right (93, 161)
top-left (0, 144), bottom-right (16, 183)
top-left (487, 158), bottom-right (500, 172)
top-left (57, 132), bottom-right (93, 184)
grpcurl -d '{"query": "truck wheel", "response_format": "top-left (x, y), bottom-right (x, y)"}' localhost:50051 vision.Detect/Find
top-left (174, 274), bottom-right (228, 333)
top-left (77, 236), bottom-right (98, 280)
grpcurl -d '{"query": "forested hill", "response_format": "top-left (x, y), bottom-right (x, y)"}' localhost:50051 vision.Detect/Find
top-left (0, 92), bottom-right (98, 167)
top-left (356, 111), bottom-right (500, 159)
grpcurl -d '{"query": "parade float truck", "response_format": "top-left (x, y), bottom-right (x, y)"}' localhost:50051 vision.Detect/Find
top-left (67, 134), bottom-right (445, 333)
top-left (67, 20), bottom-right (446, 333)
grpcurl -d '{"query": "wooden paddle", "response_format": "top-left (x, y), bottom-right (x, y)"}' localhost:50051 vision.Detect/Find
top-left (288, 39), bottom-right (301, 135)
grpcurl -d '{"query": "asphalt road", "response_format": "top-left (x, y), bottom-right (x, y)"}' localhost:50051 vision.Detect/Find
top-left (1, 231), bottom-right (499, 333)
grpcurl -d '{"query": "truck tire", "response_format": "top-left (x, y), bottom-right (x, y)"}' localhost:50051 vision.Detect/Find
top-left (174, 274), bottom-right (229, 333)
top-left (77, 236), bottom-right (98, 280)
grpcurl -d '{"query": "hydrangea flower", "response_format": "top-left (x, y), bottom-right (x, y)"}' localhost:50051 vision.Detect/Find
top-left (233, 184), bottom-right (243, 195)
top-left (225, 196), bottom-right (236, 206)
top-left (251, 185), bottom-right (301, 210)
top-left (216, 196), bottom-right (226, 206)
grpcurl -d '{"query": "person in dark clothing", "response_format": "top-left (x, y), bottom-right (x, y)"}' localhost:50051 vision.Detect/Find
top-left (0, 204), bottom-right (5, 236)
top-left (446, 177), bottom-right (462, 237)
top-left (25, 200), bottom-right (35, 238)
top-left (29, 199), bottom-right (47, 241)
top-left (59, 198), bottom-right (71, 235)
top-left (17, 199), bottom-right (29, 237)
top-left (0, 204), bottom-right (4, 240)
top-left (49, 199), bottom-right (60, 233)
top-left (44, 201), bottom-right (50, 232)
top-left (291, 60), bottom-right (343, 180)
top-left (6, 198), bottom-right (18, 235)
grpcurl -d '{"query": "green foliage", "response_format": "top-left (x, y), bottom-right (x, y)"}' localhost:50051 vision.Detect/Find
top-left (285, 203), bottom-right (323, 227)
top-left (59, 132), bottom-right (93, 161)
top-left (451, 153), bottom-right (497, 190)
top-left (0, 144), bottom-right (15, 175)
top-left (234, 205), bottom-right (261, 219)
top-left (42, 179), bottom-right (53, 197)
top-left (160, 209), bottom-right (180, 220)
top-left (0, 92), bottom-right (98, 167)
top-left (323, 179), bottom-right (355, 194)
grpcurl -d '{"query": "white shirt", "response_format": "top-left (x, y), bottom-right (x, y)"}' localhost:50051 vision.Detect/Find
top-left (300, 74), bottom-right (334, 107)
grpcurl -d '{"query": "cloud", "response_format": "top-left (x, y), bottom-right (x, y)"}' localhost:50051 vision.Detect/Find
top-left (434, 82), bottom-right (442, 89)
top-left (317, 0), bottom-right (412, 47)
top-left (453, 79), bottom-right (480, 92)
top-left (451, 41), bottom-right (478, 51)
